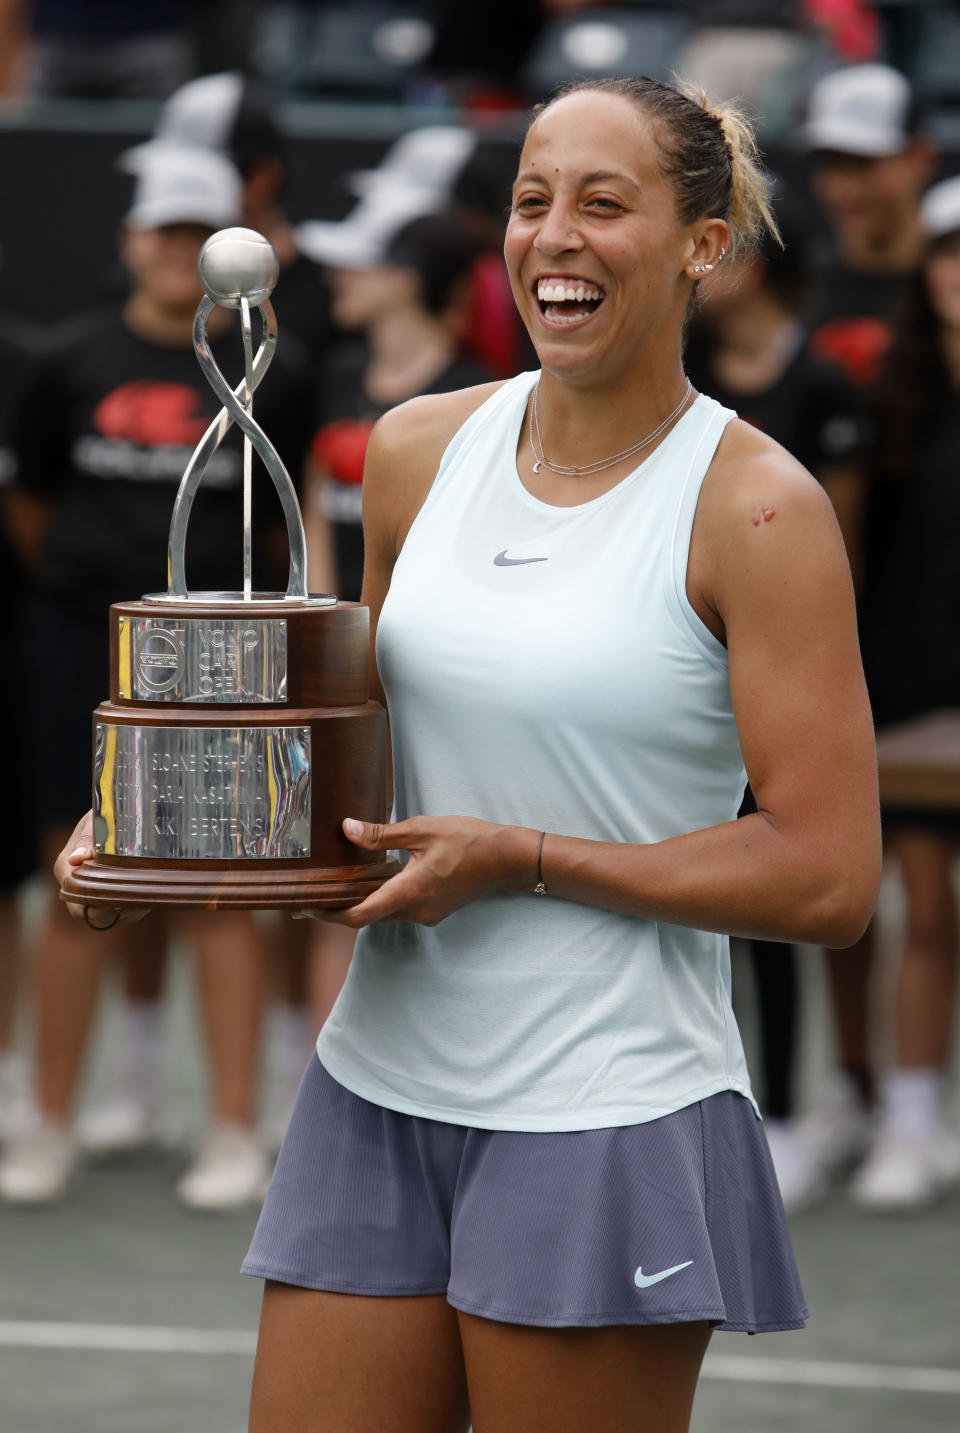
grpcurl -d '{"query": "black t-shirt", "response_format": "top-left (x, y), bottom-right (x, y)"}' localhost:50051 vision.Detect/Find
top-left (807, 256), bottom-right (913, 390)
top-left (691, 338), bottom-right (869, 474)
top-left (14, 309), bottom-right (314, 613)
top-left (270, 252), bottom-right (335, 359)
top-left (0, 317), bottom-right (42, 591)
top-left (311, 342), bottom-right (493, 600)
top-left (858, 402), bottom-right (960, 728)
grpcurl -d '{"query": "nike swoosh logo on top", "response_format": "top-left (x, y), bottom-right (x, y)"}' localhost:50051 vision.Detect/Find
top-left (493, 549), bottom-right (549, 566)
top-left (634, 1261), bottom-right (694, 1289)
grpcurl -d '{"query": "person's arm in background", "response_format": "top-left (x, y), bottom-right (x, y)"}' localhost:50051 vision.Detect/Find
top-left (819, 459), bottom-right (867, 593)
top-left (303, 416), bottom-right (373, 600)
top-left (3, 487), bottom-right (51, 572)
top-left (809, 354), bottom-right (873, 595)
top-left (304, 463), bottom-right (339, 596)
top-left (5, 342), bottom-right (69, 572)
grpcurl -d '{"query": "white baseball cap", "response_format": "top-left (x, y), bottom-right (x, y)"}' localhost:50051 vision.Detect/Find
top-left (920, 175), bottom-right (960, 241)
top-left (345, 126), bottom-right (476, 202)
top-left (124, 145), bottom-right (242, 231)
top-left (296, 182), bottom-right (443, 269)
top-left (802, 64), bottom-right (916, 157)
top-left (120, 71), bottom-right (284, 175)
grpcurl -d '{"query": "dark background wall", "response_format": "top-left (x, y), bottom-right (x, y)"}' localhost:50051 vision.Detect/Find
top-left (0, 110), bottom-right (524, 326)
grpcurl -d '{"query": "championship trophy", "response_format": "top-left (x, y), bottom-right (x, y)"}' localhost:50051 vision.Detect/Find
top-left (60, 228), bottom-right (397, 912)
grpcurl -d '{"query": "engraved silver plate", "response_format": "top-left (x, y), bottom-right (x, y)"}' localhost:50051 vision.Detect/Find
top-left (94, 724), bottom-right (311, 860)
top-left (119, 617), bottom-right (287, 703)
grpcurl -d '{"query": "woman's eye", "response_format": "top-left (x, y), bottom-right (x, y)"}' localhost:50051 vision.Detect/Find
top-left (515, 195), bottom-right (548, 212)
top-left (587, 198), bottom-right (623, 212)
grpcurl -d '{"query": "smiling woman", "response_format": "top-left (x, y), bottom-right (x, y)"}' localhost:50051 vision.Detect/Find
top-left (55, 76), bottom-right (881, 1433)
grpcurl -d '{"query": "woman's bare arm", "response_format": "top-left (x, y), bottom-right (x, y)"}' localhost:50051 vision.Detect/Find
top-left (335, 421), bottom-right (881, 947)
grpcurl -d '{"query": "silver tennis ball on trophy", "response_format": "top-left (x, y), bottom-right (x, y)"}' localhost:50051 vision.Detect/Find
top-left (197, 226), bottom-right (280, 309)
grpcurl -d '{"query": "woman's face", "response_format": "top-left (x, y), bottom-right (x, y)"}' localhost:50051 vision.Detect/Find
top-left (121, 223), bottom-right (211, 313)
top-left (327, 262), bottom-right (419, 331)
top-left (504, 90), bottom-right (706, 386)
top-left (811, 148), bottom-right (932, 257)
top-left (925, 232), bottom-right (960, 334)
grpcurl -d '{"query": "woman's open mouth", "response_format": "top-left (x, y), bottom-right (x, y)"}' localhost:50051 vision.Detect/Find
top-left (535, 277), bottom-right (606, 326)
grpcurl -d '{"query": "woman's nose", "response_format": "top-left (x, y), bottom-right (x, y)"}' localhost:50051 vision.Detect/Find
top-left (534, 203), bottom-right (583, 256)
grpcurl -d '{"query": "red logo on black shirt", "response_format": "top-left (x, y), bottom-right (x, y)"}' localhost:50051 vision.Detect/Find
top-left (810, 318), bottom-right (893, 388)
top-left (94, 383), bottom-right (210, 446)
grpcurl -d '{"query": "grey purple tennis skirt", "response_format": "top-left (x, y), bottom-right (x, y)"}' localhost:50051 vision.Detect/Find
top-left (242, 1055), bottom-right (807, 1332)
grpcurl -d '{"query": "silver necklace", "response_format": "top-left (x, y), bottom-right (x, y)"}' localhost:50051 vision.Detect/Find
top-left (531, 378), bottom-right (694, 476)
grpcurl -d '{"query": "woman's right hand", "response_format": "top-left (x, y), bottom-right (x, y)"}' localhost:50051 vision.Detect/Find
top-left (56, 811), bottom-right (102, 922)
top-left (54, 811), bottom-right (95, 904)
top-left (54, 812), bottom-right (146, 926)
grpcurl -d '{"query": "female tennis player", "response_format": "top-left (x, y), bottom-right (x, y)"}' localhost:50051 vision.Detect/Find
top-left (58, 77), bottom-right (881, 1433)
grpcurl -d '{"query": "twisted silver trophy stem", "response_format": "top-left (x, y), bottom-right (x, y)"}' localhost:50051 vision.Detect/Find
top-left (166, 229), bottom-right (308, 601)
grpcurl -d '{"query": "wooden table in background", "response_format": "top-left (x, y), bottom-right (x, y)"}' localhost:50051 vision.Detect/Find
top-left (875, 710), bottom-right (960, 809)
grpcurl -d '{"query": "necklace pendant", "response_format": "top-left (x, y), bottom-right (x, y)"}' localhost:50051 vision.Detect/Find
top-left (570, 467), bottom-right (578, 475)
top-left (533, 460), bottom-right (541, 473)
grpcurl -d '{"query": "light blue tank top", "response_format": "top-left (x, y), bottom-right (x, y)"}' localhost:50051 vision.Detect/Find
top-left (316, 371), bottom-right (758, 1130)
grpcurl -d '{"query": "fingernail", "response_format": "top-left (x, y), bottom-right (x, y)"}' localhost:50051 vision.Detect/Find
top-left (343, 818), bottom-right (364, 838)
top-left (71, 846), bottom-right (90, 858)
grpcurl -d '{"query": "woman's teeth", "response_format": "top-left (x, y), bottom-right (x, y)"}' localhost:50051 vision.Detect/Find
top-left (537, 281), bottom-right (603, 303)
top-left (535, 279), bottom-right (604, 324)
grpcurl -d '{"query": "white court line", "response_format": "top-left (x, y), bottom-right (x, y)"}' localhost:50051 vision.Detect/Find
top-left (702, 1354), bottom-right (960, 1397)
top-left (0, 1323), bottom-right (957, 1397)
top-left (0, 1322), bottom-right (257, 1356)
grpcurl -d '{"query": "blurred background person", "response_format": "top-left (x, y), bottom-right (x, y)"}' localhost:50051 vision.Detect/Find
top-left (302, 206), bottom-right (491, 602)
top-left (0, 273), bottom-right (41, 1146)
top-left (0, 145), bottom-right (313, 1209)
top-left (805, 63), bottom-right (936, 388)
top-left (789, 61), bottom-right (938, 1201)
top-left (119, 69), bottom-right (336, 359)
top-left (849, 173), bottom-right (960, 1209)
top-left (687, 198), bottom-right (870, 1211)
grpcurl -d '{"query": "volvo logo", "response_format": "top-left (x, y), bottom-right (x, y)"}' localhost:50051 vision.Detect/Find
top-left (136, 628), bottom-right (184, 694)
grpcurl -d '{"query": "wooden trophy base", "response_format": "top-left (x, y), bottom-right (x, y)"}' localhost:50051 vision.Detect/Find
top-left (59, 596), bottom-right (398, 914)
top-left (61, 856), bottom-right (400, 912)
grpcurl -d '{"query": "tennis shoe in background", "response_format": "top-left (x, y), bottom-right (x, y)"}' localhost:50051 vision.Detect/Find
top-left (176, 1123), bottom-right (271, 1211)
top-left (0, 1120), bottom-right (76, 1203)
top-left (767, 1073), bottom-right (874, 1212)
top-left (851, 1125), bottom-right (960, 1211)
top-left (762, 1118), bottom-right (830, 1213)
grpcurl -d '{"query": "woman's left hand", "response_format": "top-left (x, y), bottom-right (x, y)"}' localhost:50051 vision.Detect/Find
top-left (306, 815), bottom-right (533, 928)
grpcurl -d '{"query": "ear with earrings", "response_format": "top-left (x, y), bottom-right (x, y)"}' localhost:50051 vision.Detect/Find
top-left (692, 245), bottom-right (727, 276)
